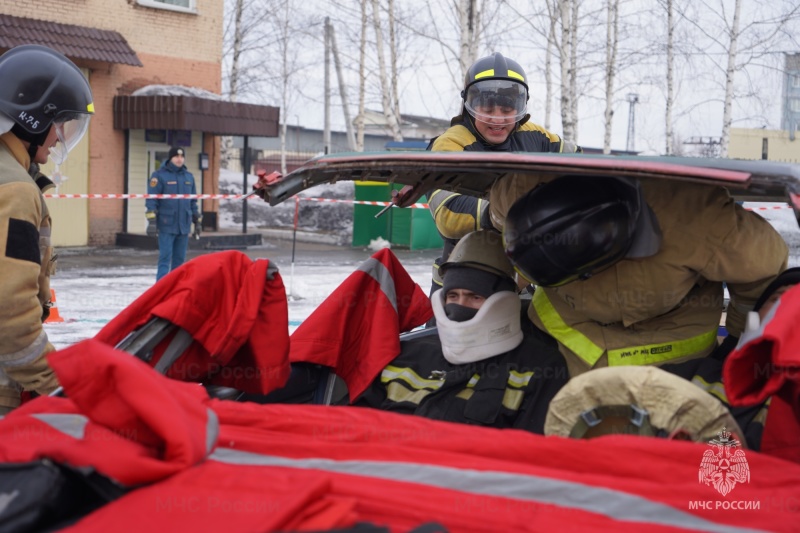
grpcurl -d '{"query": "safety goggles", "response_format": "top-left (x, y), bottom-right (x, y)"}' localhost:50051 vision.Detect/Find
top-left (49, 113), bottom-right (91, 165)
top-left (464, 79), bottom-right (527, 126)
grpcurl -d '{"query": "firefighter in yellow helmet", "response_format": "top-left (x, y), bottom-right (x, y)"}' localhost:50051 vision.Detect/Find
top-left (0, 45), bottom-right (94, 413)
top-left (422, 53), bottom-right (580, 305)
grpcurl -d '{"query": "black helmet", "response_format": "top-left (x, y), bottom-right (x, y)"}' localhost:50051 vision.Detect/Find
top-left (0, 44), bottom-right (94, 163)
top-left (503, 176), bottom-right (649, 287)
top-left (461, 53), bottom-right (528, 126)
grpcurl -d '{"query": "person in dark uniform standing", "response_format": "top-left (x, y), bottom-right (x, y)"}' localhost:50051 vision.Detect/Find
top-left (146, 146), bottom-right (201, 281)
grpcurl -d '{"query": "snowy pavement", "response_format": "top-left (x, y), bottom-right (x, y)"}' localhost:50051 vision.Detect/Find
top-left (44, 243), bottom-right (437, 350)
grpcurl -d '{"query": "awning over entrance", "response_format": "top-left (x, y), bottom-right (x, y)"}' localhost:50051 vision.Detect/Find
top-left (113, 95), bottom-right (279, 137)
top-left (0, 14), bottom-right (142, 67)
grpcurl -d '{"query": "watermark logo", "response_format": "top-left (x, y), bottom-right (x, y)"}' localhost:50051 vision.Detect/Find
top-left (698, 427), bottom-right (750, 496)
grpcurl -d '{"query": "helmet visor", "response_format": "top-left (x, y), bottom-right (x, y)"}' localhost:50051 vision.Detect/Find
top-left (50, 113), bottom-right (90, 165)
top-left (464, 79), bottom-right (527, 126)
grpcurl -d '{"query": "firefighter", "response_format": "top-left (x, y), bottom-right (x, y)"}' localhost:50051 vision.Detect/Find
top-left (423, 52), bottom-right (579, 299)
top-left (501, 174), bottom-right (788, 377)
top-left (354, 229), bottom-right (569, 434)
top-left (0, 45), bottom-right (94, 413)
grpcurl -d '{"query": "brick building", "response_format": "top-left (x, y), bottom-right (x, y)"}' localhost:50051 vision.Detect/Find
top-left (0, 1), bottom-right (278, 246)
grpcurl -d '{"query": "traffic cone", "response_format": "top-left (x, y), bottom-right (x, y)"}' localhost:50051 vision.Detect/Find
top-left (45, 288), bottom-right (64, 323)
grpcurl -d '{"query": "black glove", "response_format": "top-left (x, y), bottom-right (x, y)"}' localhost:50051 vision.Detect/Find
top-left (192, 214), bottom-right (202, 240)
top-left (146, 211), bottom-right (158, 237)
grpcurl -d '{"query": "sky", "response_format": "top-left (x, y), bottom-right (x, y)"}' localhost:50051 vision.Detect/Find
top-left (230, 0), bottom-right (799, 156)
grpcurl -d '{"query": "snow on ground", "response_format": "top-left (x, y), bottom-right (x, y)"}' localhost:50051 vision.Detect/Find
top-left (45, 255), bottom-right (434, 351)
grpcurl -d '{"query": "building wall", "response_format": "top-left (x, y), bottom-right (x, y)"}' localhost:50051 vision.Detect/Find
top-left (4, 0), bottom-right (223, 245)
top-left (728, 128), bottom-right (800, 163)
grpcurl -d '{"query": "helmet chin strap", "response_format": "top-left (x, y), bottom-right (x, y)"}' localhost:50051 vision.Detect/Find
top-left (11, 122), bottom-right (50, 163)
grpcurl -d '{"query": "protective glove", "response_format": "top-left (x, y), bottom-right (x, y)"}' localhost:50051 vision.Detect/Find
top-left (146, 211), bottom-right (158, 237)
top-left (192, 214), bottom-right (202, 240)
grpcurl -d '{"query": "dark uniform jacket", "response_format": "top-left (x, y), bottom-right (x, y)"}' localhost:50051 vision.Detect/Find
top-left (354, 319), bottom-right (569, 434)
top-left (146, 160), bottom-right (199, 235)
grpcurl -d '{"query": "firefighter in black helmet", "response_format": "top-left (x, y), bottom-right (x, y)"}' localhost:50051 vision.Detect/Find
top-left (421, 53), bottom-right (580, 314)
top-left (0, 44), bottom-right (94, 413)
top-left (498, 173), bottom-right (787, 379)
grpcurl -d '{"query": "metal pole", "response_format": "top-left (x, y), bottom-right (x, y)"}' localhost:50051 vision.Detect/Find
top-left (242, 135), bottom-right (249, 234)
top-left (289, 196), bottom-right (299, 299)
top-left (323, 17), bottom-right (331, 154)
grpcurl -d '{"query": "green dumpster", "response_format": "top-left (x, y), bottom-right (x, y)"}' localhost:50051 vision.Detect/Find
top-left (352, 183), bottom-right (442, 250)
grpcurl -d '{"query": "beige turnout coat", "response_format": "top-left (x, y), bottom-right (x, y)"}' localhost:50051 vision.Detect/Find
top-left (0, 132), bottom-right (58, 411)
top-left (490, 174), bottom-right (788, 377)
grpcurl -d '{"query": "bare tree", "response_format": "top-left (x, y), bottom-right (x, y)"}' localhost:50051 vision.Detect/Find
top-left (664, 0), bottom-right (676, 155)
top-left (559, 0), bottom-right (578, 141)
top-left (675, 0), bottom-right (800, 157)
top-left (370, 0), bottom-right (403, 140)
top-left (354, 0), bottom-right (368, 151)
top-left (602, 0), bottom-right (620, 153)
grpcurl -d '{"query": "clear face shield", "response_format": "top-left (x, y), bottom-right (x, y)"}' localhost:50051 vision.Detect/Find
top-left (464, 79), bottom-right (528, 126)
top-left (49, 113), bottom-right (91, 165)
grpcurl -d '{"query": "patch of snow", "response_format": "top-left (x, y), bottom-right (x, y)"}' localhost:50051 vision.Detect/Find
top-left (131, 85), bottom-right (227, 100)
top-left (368, 237), bottom-right (392, 251)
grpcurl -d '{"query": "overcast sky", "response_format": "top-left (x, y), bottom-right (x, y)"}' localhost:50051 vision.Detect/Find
top-left (226, 0), bottom-right (800, 155)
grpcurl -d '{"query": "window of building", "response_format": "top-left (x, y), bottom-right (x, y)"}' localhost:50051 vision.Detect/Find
top-left (137, 0), bottom-right (196, 14)
top-left (790, 98), bottom-right (800, 112)
top-left (793, 75), bottom-right (800, 88)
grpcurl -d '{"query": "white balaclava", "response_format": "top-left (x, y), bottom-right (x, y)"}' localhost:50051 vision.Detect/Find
top-left (432, 265), bottom-right (523, 364)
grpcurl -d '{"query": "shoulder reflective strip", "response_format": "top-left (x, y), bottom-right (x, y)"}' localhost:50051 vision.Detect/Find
top-left (358, 257), bottom-right (397, 312)
top-left (386, 382), bottom-right (437, 405)
top-left (532, 290), bottom-right (604, 367)
top-left (381, 366), bottom-right (444, 390)
top-left (0, 330), bottom-right (50, 367)
top-left (430, 190), bottom-right (459, 218)
top-left (206, 408), bottom-right (219, 455)
top-left (468, 374), bottom-right (479, 387)
top-left (209, 448), bottom-right (763, 533)
top-left (475, 199), bottom-right (484, 230)
top-left (507, 70), bottom-right (525, 81)
top-left (474, 69), bottom-right (494, 79)
top-left (607, 329), bottom-right (717, 366)
top-left (508, 370), bottom-right (533, 388)
top-left (691, 375), bottom-right (729, 404)
top-left (31, 413), bottom-right (88, 439)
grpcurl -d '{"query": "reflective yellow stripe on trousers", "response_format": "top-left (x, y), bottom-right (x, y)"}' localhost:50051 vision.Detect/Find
top-left (532, 289), bottom-right (717, 367)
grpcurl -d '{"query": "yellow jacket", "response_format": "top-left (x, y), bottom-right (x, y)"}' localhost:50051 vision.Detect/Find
top-left (490, 174), bottom-right (788, 376)
top-left (0, 132), bottom-right (58, 408)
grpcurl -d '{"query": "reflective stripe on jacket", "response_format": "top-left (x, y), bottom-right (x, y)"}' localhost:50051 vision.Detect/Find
top-left (490, 174), bottom-right (788, 376)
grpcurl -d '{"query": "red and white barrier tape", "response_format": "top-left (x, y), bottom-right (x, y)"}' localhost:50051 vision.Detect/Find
top-left (43, 193), bottom-right (429, 208)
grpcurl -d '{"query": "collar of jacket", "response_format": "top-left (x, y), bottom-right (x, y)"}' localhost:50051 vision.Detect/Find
top-left (456, 113), bottom-right (527, 152)
top-left (0, 131), bottom-right (31, 170)
top-left (163, 161), bottom-right (186, 172)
